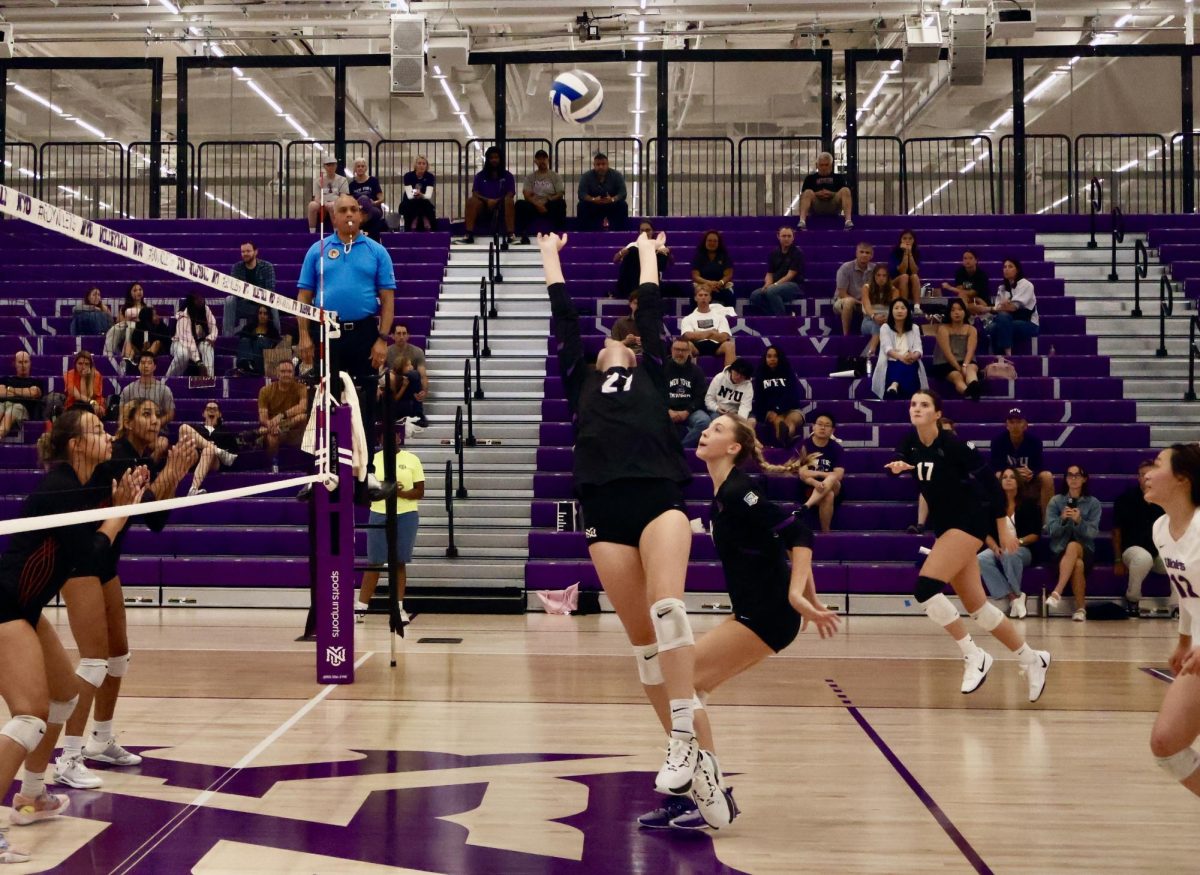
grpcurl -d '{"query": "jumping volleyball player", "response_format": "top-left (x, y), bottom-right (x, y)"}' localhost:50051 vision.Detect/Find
top-left (538, 231), bottom-right (732, 829)
top-left (48, 399), bottom-right (196, 792)
top-left (886, 390), bottom-right (1051, 701)
top-left (0, 409), bottom-right (147, 865)
top-left (1144, 444), bottom-right (1200, 796)
top-left (638, 413), bottom-right (841, 830)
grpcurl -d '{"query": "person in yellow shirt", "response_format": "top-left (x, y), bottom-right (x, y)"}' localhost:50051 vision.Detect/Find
top-left (357, 447), bottom-right (424, 625)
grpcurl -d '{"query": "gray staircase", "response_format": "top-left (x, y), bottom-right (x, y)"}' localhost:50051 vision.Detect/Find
top-left (397, 241), bottom-right (545, 607)
top-left (1042, 234), bottom-right (1200, 445)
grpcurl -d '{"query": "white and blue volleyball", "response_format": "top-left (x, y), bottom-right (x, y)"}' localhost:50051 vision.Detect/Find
top-left (549, 70), bottom-right (605, 125)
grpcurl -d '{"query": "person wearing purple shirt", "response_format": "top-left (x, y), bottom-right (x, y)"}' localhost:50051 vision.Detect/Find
top-left (461, 146), bottom-right (516, 244)
top-left (797, 411), bottom-right (845, 532)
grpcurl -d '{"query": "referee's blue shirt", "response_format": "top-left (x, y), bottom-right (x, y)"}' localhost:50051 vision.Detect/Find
top-left (298, 233), bottom-right (396, 320)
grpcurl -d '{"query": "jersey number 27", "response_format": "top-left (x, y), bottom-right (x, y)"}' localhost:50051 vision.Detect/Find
top-left (601, 371), bottom-right (634, 394)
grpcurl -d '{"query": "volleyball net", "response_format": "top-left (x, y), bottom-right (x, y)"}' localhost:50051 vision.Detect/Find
top-left (0, 184), bottom-right (364, 682)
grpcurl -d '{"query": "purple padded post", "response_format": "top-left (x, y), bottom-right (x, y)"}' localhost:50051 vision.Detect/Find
top-left (315, 404), bottom-right (356, 684)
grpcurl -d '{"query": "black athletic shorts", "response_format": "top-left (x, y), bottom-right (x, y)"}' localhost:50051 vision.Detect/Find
top-left (578, 478), bottom-right (687, 548)
top-left (930, 507), bottom-right (994, 543)
top-left (734, 600), bottom-right (802, 653)
top-left (693, 339), bottom-right (721, 358)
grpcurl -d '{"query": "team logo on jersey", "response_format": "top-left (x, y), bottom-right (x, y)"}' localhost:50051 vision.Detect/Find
top-left (585, 527), bottom-right (597, 538)
top-left (743, 492), bottom-right (759, 507)
top-left (966, 440), bottom-right (976, 449)
top-left (328, 248), bottom-right (341, 259)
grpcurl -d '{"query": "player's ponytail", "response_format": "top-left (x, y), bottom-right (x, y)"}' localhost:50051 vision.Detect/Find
top-left (721, 414), bottom-right (811, 474)
top-left (1169, 443), bottom-right (1200, 506)
top-left (37, 407), bottom-right (90, 468)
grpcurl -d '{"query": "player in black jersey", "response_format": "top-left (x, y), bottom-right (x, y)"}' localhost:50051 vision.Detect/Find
top-left (540, 231), bottom-right (732, 829)
top-left (886, 390), bottom-right (1051, 702)
top-left (638, 413), bottom-right (841, 830)
top-left (0, 408), bottom-right (147, 859)
top-left (48, 398), bottom-right (196, 792)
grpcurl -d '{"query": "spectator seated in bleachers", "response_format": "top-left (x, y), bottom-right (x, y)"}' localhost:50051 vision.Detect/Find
top-left (989, 407), bottom-right (1055, 512)
top-left (62, 350), bottom-right (106, 420)
top-left (179, 401), bottom-right (239, 496)
top-left (0, 351), bottom-right (44, 440)
top-left (383, 357), bottom-right (423, 425)
top-left (166, 293), bottom-right (218, 378)
top-left (796, 151), bottom-right (853, 231)
top-left (609, 289), bottom-right (642, 355)
top-left (1113, 459), bottom-right (1167, 613)
top-left (679, 287), bottom-right (735, 368)
top-left (225, 241), bottom-right (279, 338)
top-left (1044, 464), bottom-right (1102, 622)
top-left (576, 152), bottom-right (628, 232)
top-left (941, 248), bottom-right (991, 318)
top-left (384, 323), bottom-right (428, 428)
top-left (235, 305), bottom-right (282, 376)
top-left (70, 286), bottom-right (113, 336)
top-left (888, 229), bottom-right (922, 305)
top-left (348, 157), bottom-right (386, 240)
top-left (748, 226), bottom-right (805, 316)
top-left (462, 146), bottom-right (516, 244)
top-left (105, 281), bottom-right (146, 357)
top-left (872, 298), bottom-right (927, 400)
top-left (663, 337), bottom-right (711, 448)
top-left (119, 351), bottom-right (175, 443)
top-left (797, 410), bottom-right (845, 533)
top-left (705, 357), bottom-right (755, 421)
top-left (834, 242), bottom-right (875, 336)
top-left (257, 359), bottom-right (309, 473)
top-left (400, 155), bottom-right (437, 233)
top-left (931, 298), bottom-right (983, 400)
top-left (308, 158), bottom-right (349, 233)
top-left (986, 258), bottom-right (1040, 355)
top-left (515, 149), bottom-right (567, 244)
top-left (690, 229), bottom-right (736, 309)
top-left (860, 264), bottom-right (896, 359)
top-left (127, 305), bottom-right (172, 370)
top-left (613, 220), bottom-right (674, 298)
top-left (978, 467), bottom-right (1041, 619)
top-left (752, 345), bottom-right (804, 447)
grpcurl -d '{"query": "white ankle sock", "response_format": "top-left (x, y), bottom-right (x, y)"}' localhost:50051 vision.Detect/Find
top-left (62, 735), bottom-right (83, 760)
top-left (955, 635), bottom-right (981, 658)
top-left (1014, 643), bottom-right (1039, 665)
top-left (669, 698), bottom-right (695, 738)
top-left (91, 721), bottom-right (114, 743)
top-left (19, 769), bottom-right (45, 799)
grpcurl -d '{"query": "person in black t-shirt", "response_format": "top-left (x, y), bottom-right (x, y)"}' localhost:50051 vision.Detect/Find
top-left (663, 338), bottom-right (711, 448)
top-left (941, 249), bottom-right (991, 317)
top-left (1114, 459), bottom-right (1167, 611)
top-left (540, 230), bottom-right (733, 830)
top-left (0, 351), bottom-right (45, 439)
top-left (748, 226), bottom-right (805, 316)
top-left (638, 412), bottom-right (839, 831)
top-left (348, 157), bottom-right (385, 240)
top-left (797, 152), bottom-right (853, 230)
top-left (48, 398), bottom-right (196, 793)
top-left (690, 230), bottom-right (736, 309)
top-left (887, 389), bottom-right (1052, 702)
top-left (0, 408), bottom-right (148, 846)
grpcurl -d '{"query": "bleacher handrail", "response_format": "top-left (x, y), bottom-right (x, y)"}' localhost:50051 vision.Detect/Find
top-left (1132, 238), bottom-right (1149, 318)
top-left (1087, 177), bottom-right (1103, 249)
top-left (443, 459), bottom-right (459, 558)
top-left (1157, 272), bottom-right (1174, 358)
top-left (1186, 314), bottom-right (1200, 402)
top-left (461, 359), bottom-right (477, 446)
top-left (453, 404), bottom-right (468, 498)
top-left (1108, 206), bottom-right (1125, 282)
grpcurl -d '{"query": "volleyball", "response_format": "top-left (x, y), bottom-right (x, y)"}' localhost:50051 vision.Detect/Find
top-left (549, 69), bottom-right (605, 124)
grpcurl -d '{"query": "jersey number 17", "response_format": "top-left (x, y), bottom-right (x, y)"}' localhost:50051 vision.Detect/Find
top-left (915, 462), bottom-right (935, 481)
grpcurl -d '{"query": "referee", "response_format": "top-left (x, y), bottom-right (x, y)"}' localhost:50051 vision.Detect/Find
top-left (297, 193), bottom-right (395, 501)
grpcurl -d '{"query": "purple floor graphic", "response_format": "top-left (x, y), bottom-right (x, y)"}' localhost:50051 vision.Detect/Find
top-left (824, 679), bottom-right (994, 875)
top-left (1141, 666), bottom-right (1175, 683)
top-left (4, 748), bottom-right (750, 874)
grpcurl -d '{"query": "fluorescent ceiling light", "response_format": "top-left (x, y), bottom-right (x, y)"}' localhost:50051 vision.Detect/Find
top-left (158, 0), bottom-right (180, 13)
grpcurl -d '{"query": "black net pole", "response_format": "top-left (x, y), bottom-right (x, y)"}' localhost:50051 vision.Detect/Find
top-left (1132, 239), bottom-right (1148, 318)
top-left (454, 405), bottom-right (469, 499)
top-left (444, 460), bottom-right (458, 557)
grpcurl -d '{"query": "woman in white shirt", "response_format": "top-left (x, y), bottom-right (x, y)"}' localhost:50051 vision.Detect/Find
top-left (1145, 443), bottom-right (1200, 797)
top-left (872, 298), bottom-right (928, 400)
top-left (307, 158), bottom-right (349, 233)
top-left (987, 258), bottom-right (1039, 355)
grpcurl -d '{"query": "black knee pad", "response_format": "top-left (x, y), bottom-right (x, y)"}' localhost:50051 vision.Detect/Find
top-left (914, 575), bottom-right (946, 604)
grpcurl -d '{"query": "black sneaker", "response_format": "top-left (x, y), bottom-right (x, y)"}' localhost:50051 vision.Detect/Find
top-left (906, 523), bottom-right (926, 535)
top-left (459, 234), bottom-right (475, 244)
top-left (519, 235), bottom-right (530, 245)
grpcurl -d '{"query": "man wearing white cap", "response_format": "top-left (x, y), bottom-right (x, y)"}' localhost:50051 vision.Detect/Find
top-left (307, 158), bottom-right (349, 233)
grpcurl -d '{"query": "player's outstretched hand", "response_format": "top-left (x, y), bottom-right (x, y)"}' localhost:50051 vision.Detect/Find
top-left (1177, 644), bottom-right (1200, 676)
top-left (537, 232), bottom-right (568, 251)
top-left (791, 593), bottom-right (841, 639)
top-left (112, 466), bottom-right (150, 507)
top-left (166, 439), bottom-right (199, 479)
top-left (885, 460), bottom-right (914, 475)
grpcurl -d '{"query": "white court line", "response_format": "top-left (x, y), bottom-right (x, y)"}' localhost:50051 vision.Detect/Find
top-left (108, 650), bottom-right (375, 875)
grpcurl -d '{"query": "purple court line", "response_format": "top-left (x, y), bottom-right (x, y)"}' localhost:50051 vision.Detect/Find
top-left (824, 679), bottom-right (994, 875)
top-left (1141, 667), bottom-right (1175, 683)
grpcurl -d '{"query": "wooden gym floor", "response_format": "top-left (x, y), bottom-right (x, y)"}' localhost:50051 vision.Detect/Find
top-left (1, 608), bottom-right (1191, 874)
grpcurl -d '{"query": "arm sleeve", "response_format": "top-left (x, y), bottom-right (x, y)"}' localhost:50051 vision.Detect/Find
top-left (893, 433), bottom-right (915, 465)
top-left (577, 174), bottom-right (588, 201)
top-left (690, 368), bottom-right (707, 411)
top-left (878, 325), bottom-right (896, 360)
top-left (750, 380), bottom-right (766, 419)
top-left (547, 282), bottom-right (586, 415)
top-left (633, 280), bottom-right (669, 395)
top-left (261, 260), bottom-right (276, 292)
top-left (1078, 497), bottom-right (1101, 540)
top-left (553, 173), bottom-right (566, 196)
top-left (375, 245), bottom-right (397, 290)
